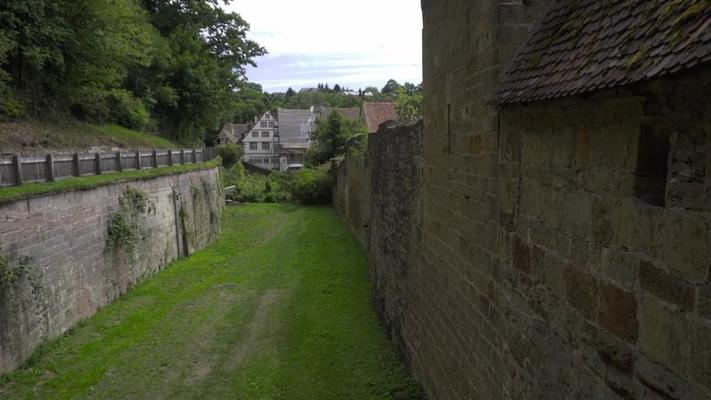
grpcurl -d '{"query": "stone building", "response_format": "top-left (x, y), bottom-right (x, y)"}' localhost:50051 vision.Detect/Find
top-left (335, 1), bottom-right (711, 399)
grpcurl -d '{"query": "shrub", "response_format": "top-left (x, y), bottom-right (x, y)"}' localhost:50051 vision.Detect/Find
top-left (217, 144), bottom-right (243, 168)
top-left (222, 161), bottom-right (245, 187)
top-left (108, 90), bottom-right (151, 130)
top-left (292, 167), bottom-right (333, 205)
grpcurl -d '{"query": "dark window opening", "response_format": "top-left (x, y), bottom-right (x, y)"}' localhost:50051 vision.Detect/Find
top-left (634, 125), bottom-right (670, 207)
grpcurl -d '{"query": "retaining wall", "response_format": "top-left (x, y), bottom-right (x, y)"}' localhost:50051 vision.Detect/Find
top-left (0, 167), bottom-right (223, 375)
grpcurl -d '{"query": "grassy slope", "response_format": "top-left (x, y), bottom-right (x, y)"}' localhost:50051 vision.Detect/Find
top-left (0, 119), bottom-right (177, 153)
top-left (0, 204), bottom-right (422, 400)
top-left (0, 158), bottom-right (221, 206)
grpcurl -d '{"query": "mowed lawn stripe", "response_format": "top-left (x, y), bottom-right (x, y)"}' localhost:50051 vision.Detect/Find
top-left (0, 204), bottom-right (423, 399)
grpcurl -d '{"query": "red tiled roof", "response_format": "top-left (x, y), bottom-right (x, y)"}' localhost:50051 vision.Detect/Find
top-left (363, 102), bottom-right (397, 133)
top-left (494, 0), bottom-right (711, 104)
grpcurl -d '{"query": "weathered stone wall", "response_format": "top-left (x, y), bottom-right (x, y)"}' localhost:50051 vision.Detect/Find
top-left (367, 123), bottom-right (424, 363)
top-left (332, 1), bottom-right (711, 399)
top-left (0, 167), bottom-right (223, 375)
top-left (333, 155), bottom-right (370, 247)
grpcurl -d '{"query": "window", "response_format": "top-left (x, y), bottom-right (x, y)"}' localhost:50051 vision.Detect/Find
top-left (269, 121), bottom-right (276, 127)
top-left (262, 143), bottom-right (270, 150)
top-left (260, 122), bottom-right (268, 128)
top-left (264, 114), bottom-right (271, 120)
top-left (261, 131), bottom-right (270, 138)
top-left (635, 125), bottom-right (670, 207)
top-left (249, 142), bottom-right (258, 150)
top-left (251, 131), bottom-right (258, 137)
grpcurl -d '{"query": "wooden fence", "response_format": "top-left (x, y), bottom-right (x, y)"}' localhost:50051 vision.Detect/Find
top-left (0, 147), bottom-right (218, 187)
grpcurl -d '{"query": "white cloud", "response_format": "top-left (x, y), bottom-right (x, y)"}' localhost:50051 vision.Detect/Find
top-left (223, 0), bottom-right (422, 92)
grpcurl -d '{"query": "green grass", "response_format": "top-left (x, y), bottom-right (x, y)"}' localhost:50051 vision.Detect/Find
top-left (0, 159), bottom-right (221, 206)
top-left (0, 204), bottom-right (423, 399)
top-left (0, 119), bottom-right (180, 152)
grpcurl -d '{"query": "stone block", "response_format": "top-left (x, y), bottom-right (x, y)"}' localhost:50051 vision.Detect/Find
top-left (690, 321), bottom-right (711, 393)
top-left (639, 296), bottom-right (689, 377)
top-left (598, 282), bottom-right (639, 344)
top-left (700, 284), bottom-right (711, 320)
top-left (652, 210), bottom-right (710, 284)
top-left (640, 261), bottom-right (696, 312)
top-left (565, 264), bottom-right (598, 320)
top-left (513, 234), bottom-right (532, 275)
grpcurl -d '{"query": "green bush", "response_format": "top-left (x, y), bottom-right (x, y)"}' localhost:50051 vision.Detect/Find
top-left (217, 144), bottom-right (243, 168)
top-left (292, 167), bottom-right (333, 205)
top-left (108, 90), bottom-right (151, 130)
top-left (222, 164), bottom-right (292, 203)
top-left (223, 162), bottom-right (245, 187)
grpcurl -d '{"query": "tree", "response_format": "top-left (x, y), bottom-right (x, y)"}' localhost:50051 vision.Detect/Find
top-left (285, 87), bottom-right (296, 98)
top-left (382, 79), bottom-right (401, 94)
top-left (0, 0), bottom-right (266, 142)
top-left (395, 84), bottom-right (423, 123)
top-left (333, 84), bottom-right (342, 93)
top-left (306, 111), bottom-right (367, 166)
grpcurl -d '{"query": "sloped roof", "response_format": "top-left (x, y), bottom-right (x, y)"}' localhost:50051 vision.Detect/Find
top-left (315, 106), bottom-right (360, 122)
top-left (219, 123), bottom-right (251, 143)
top-left (494, 0), bottom-right (711, 105)
top-left (277, 108), bottom-right (315, 145)
top-left (362, 102), bottom-right (397, 133)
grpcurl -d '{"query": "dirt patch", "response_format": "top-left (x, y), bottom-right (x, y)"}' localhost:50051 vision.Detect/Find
top-left (227, 288), bottom-right (290, 370)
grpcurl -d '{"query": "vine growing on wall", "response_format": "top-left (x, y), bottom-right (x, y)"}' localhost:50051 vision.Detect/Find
top-left (108, 188), bottom-right (154, 254)
top-left (0, 254), bottom-right (29, 288)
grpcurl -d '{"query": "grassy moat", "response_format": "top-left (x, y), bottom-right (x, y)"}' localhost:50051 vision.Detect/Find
top-left (0, 204), bottom-right (422, 399)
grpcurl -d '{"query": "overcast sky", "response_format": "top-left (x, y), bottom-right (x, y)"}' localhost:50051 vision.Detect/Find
top-left (224, 0), bottom-right (423, 93)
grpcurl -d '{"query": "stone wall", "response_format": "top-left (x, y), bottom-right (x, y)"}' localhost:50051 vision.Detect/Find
top-left (333, 154), bottom-right (370, 247)
top-left (0, 167), bottom-right (223, 375)
top-left (333, 121), bottom-right (424, 366)
top-left (332, 1), bottom-right (711, 399)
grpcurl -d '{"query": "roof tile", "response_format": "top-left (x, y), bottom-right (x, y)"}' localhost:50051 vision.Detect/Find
top-left (495, 0), bottom-right (711, 104)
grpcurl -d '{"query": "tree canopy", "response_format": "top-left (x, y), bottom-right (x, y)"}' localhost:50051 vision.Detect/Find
top-left (306, 111), bottom-right (367, 167)
top-left (0, 0), bottom-right (265, 142)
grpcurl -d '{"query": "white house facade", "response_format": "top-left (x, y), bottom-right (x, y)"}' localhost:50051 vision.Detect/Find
top-left (241, 111), bottom-right (279, 170)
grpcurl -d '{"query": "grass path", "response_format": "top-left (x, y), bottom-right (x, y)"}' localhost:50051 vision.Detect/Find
top-left (0, 204), bottom-right (422, 399)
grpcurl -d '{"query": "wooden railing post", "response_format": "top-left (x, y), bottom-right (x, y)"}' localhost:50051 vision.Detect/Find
top-left (12, 154), bottom-right (23, 186)
top-left (168, 150), bottom-right (173, 166)
top-left (136, 150), bottom-right (142, 170)
top-left (72, 153), bottom-right (80, 177)
top-left (46, 153), bottom-right (55, 182)
top-left (152, 149), bottom-right (158, 168)
top-left (116, 152), bottom-right (123, 172)
top-left (180, 149), bottom-right (185, 164)
top-left (192, 148), bottom-right (197, 163)
top-left (95, 153), bottom-right (102, 175)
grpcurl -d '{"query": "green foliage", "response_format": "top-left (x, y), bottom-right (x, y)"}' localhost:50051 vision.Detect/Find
top-left (107, 212), bottom-right (141, 252)
top-left (230, 82), bottom-right (278, 125)
top-left (273, 87), bottom-right (361, 109)
top-left (306, 111), bottom-right (367, 167)
top-left (222, 165), bottom-right (292, 203)
top-left (222, 161), bottom-right (245, 186)
top-left (291, 167), bottom-right (333, 205)
top-left (395, 84), bottom-right (423, 123)
top-left (382, 79), bottom-right (401, 94)
top-left (216, 143), bottom-right (243, 168)
top-left (0, 0), bottom-right (265, 141)
top-left (0, 254), bottom-right (30, 288)
top-left (108, 188), bottom-right (153, 252)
